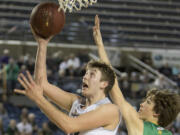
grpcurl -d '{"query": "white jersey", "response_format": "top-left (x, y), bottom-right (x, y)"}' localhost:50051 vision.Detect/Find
top-left (69, 97), bottom-right (121, 135)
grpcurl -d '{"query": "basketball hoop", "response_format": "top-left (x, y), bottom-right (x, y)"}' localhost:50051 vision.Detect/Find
top-left (58, 0), bottom-right (97, 13)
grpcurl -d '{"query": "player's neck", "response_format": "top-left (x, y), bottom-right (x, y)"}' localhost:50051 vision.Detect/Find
top-left (86, 93), bottom-right (106, 106)
top-left (147, 117), bottom-right (158, 125)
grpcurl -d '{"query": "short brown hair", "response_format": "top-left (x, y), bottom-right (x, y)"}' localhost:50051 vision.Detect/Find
top-left (86, 60), bottom-right (116, 94)
top-left (146, 88), bottom-right (180, 127)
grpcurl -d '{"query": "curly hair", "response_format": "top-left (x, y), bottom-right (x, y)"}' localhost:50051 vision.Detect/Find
top-left (86, 60), bottom-right (116, 95)
top-left (146, 88), bottom-right (180, 127)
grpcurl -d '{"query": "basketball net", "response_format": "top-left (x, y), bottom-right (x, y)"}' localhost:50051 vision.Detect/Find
top-left (58, 0), bottom-right (97, 12)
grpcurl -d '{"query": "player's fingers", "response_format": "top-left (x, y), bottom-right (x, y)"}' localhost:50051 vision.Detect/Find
top-left (17, 76), bottom-right (28, 90)
top-left (14, 89), bottom-right (26, 95)
top-left (19, 73), bottom-right (31, 88)
top-left (95, 15), bottom-right (98, 26)
top-left (30, 24), bottom-right (41, 40)
top-left (26, 71), bottom-right (35, 85)
top-left (95, 15), bottom-right (100, 29)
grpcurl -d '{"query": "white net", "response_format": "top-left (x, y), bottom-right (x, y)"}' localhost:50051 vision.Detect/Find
top-left (58, 0), bottom-right (97, 13)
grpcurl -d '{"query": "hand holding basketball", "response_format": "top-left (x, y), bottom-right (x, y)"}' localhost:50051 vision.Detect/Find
top-left (30, 25), bottom-right (52, 45)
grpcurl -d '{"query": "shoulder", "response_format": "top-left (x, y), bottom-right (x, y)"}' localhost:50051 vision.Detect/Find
top-left (102, 103), bottom-right (119, 109)
top-left (98, 103), bottom-right (119, 115)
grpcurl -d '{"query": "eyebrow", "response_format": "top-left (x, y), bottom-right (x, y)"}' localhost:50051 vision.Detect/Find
top-left (87, 68), bottom-right (97, 72)
top-left (91, 69), bottom-right (97, 72)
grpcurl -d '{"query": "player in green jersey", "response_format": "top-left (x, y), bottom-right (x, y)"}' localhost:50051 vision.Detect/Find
top-left (93, 15), bottom-right (180, 135)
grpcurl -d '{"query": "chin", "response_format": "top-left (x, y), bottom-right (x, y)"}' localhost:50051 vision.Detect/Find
top-left (82, 90), bottom-right (88, 97)
top-left (82, 91), bottom-right (92, 98)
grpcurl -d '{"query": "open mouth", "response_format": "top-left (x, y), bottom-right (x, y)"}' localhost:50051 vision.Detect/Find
top-left (82, 82), bottom-right (88, 89)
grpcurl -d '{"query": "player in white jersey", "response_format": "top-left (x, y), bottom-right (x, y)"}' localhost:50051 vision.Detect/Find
top-left (14, 20), bottom-right (121, 134)
top-left (69, 97), bottom-right (121, 135)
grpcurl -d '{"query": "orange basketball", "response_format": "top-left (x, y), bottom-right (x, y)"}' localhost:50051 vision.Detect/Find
top-left (30, 2), bottom-right (65, 39)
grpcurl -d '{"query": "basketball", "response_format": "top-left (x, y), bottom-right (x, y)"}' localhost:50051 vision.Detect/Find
top-left (30, 2), bottom-right (65, 39)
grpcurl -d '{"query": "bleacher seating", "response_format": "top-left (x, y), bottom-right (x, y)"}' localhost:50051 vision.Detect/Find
top-left (0, 0), bottom-right (180, 48)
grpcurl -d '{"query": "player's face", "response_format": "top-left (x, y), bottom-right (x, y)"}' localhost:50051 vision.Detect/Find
top-left (82, 68), bottom-right (102, 97)
top-left (138, 96), bottom-right (155, 120)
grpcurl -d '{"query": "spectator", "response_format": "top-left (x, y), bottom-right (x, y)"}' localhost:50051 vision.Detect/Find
top-left (119, 72), bottom-right (130, 97)
top-left (0, 102), bottom-right (9, 129)
top-left (130, 72), bottom-right (140, 98)
top-left (26, 58), bottom-right (34, 74)
top-left (47, 51), bottom-right (62, 73)
top-left (20, 65), bottom-right (27, 74)
top-left (17, 56), bottom-right (25, 68)
top-left (0, 102), bottom-right (8, 119)
top-left (67, 54), bottom-right (80, 76)
top-left (5, 58), bottom-right (19, 94)
top-left (153, 75), bottom-right (169, 89)
top-left (41, 122), bottom-right (53, 135)
top-left (37, 129), bottom-right (43, 135)
top-left (20, 108), bottom-right (28, 121)
top-left (23, 54), bottom-right (30, 65)
top-left (159, 62), bottom-right (172, 77)
top-left (139, 70), bottom-right (152, 83)
top-left (0, 118), bottom-right (4, 135)
top-left (17, 117), bottom-right (32, 135)
top-left (58, 57), bottom-right (69, 77)
top-left (47, 69), bottom-right (56, 85)
top-left (28, 113), bottom-right (38, 134)
top-left (6, 119), bottom-right (19, 135)
top-left (0, 49), bottom-right (10, 68)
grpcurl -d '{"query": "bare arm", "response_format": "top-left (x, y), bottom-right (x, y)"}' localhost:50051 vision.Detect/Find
top-left (93, 15), bottom-right (143, 134)
top-left (15, 72), bottom-right (119, 134)
top-left (36, 98), bottom-right (119, 134)
top-left (32, 28), bottom-right (78, 112)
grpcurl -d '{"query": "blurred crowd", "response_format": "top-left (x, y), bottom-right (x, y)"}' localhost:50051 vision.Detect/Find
top-left (0, 99), bottom-right (63, 135)
top-left (0, 48), bottom-right (179, 135)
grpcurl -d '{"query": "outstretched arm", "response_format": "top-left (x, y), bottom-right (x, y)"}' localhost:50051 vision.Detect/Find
top-left (93, 15), bottom-right (143, 134)
top-left (31, 28), bottom-right (78, 112)
top-left (93, 16), bottom-right (110, 65)
top-left (14, 72), bottom-right (119, 134)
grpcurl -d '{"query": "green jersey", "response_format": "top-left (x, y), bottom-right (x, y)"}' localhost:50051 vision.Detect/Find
top-left (143, 121), bottom-right (172, 135)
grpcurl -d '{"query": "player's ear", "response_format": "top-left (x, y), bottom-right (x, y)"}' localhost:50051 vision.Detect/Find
top-left (153, 113), bottom-right (160, 118)
top-left (100, 81), bottom-right (108, 90)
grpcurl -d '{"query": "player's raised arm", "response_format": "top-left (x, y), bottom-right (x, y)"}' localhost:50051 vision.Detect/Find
top-left (93, 15), bottom-right (143, 134)
top-left (30, 2), bottom-right (78, 112)
top-left (31, 27), bottom-right (78, 112)
top-left (93, 15), bottom-right (110, 65)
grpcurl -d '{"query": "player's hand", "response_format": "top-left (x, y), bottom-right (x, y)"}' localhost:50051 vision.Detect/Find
top-left (14, 71), bottom-right (44, 102)
top-left (30, 25), bottom-right (52, 46)
top-left (93, 15), bottom-right (103, 46)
